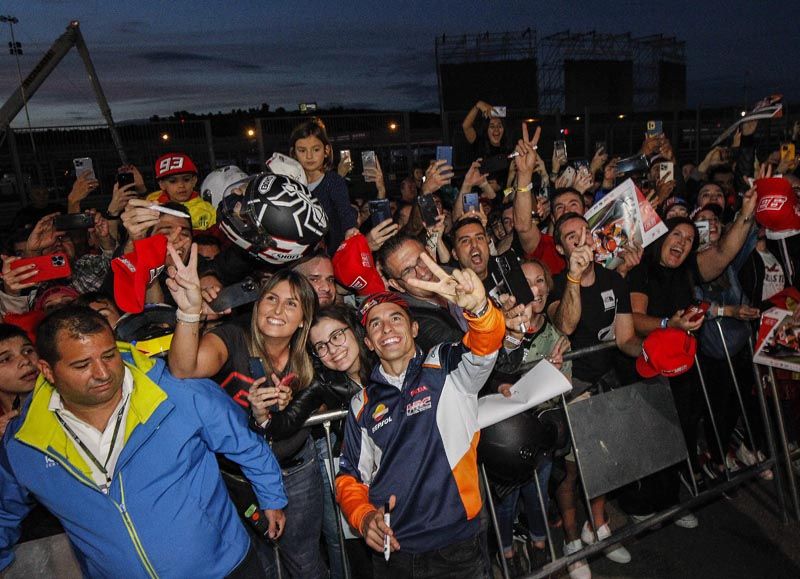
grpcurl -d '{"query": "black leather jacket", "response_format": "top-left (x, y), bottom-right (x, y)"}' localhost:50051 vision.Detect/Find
top-left (267, 365), bottom-right (362, 443)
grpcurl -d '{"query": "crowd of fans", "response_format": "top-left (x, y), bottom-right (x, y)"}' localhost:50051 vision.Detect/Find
top-left (0, 104), bottom-right (798, 579)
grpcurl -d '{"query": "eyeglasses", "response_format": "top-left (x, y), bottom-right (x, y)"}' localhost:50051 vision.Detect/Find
top-left (397, 256), bottom-right (428, 281)
top-left (312, 327), bottom-right (349, 358)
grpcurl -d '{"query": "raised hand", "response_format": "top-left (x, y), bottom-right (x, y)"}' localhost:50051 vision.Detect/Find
top-left (366, 218), bottom-right (399, 251)
top-left (615, 239), bottom-right (643, 277)
top-left (1, 255), bottom-right (39, 295)
top-left (121, 198), bottom-right (161, 241)
top-left (546, 335), bottom-right (570, 370)
top-left (567, 227), bottom-right (594, 280)
top-left (68, 172), bottom-right (99, 206)
top-left (405, 252), bottom-right (487, 315)
top-left (513, 123), bottom-right (542, 181)
top-left (108, 181), bottom-right (139, 217)
top-left (422, 159), bottom-right (454, 194)
top-left (460, 159), bottom-right (487, 192)
top-left (165, 243), bottom-right (203, 314)
top-left (25, 214), bottom-right (63, 256)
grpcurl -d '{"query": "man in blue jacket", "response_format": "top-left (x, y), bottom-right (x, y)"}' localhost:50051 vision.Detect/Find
top-left (0, 306), bottom-right (287, 578)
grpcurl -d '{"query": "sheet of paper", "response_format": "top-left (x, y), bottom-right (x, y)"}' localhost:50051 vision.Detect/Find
top-left (477, 360), bottom-right (572, 429)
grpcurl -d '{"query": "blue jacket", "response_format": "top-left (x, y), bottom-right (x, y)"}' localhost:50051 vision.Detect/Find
top-left (0, 344), bottom-right (287, 578)
top-left (335, 304), bottom-right (505, 553)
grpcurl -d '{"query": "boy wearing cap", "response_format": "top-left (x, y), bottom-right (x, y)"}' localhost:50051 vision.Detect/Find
top-left (335, 255), bottom-right (505, 578)
top-left (147, 153), bottom-right (216, 231)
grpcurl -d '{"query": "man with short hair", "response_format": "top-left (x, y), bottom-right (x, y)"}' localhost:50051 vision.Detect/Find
top-left (336, 257), bottom-right (505, 578)
top-left (292, 251), bottom-right (336, 307)
top-left (0, 306), bottom-right (286, 577)
top-left (377, 234), bottom-right (466, 352)
top-left (546, 211), bottom-right (642, 576)
top-left (450, 216), bottom-right (492, 288)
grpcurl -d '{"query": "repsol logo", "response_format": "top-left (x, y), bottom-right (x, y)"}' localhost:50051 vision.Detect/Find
top-left (371, 416), bottom-right (393, 433)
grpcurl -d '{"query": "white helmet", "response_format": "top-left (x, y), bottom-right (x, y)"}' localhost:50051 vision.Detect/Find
top-left (200, 165), bottom-right (249, 208)
top-left (265, 153), bottom-right (307, 186)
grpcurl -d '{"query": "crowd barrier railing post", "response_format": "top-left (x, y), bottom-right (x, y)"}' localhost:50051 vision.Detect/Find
top-left (715, 320), bottom-right (758, 456)
top-left (323, 419), bottom-right (351, 579)
top-left (747, 336), bottom-right (789, 524)
top-left (480, 464), bottom-right (511, 579)
top-left (765, 365), bottom-right (800, 521)
top-left (693, 354), bottom-right (732, 481)
top-left (533, 468), bottom-right (557, 564)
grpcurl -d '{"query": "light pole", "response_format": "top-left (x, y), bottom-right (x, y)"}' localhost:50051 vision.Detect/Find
top-left (1, 15), bottom-right (39, 178)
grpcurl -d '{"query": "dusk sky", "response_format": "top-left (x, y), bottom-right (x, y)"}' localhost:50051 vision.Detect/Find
top-left (1, 0), bottom-right (799, 127)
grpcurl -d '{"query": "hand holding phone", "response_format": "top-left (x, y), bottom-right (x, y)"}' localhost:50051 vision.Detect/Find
top-left (53, 213), bottom-right (94, 231)
top-left (117, 172), bottom-right (135, 188)
top-left (369, 199), bottom-right (392, 227)
top-left (463, 192), bottom-right (480, 214)
top-left (417, 194), bottom-right (440, 228)
top-left (10, 253), bottom-right (72, 285)
top-left (73, 157), bottom-right (96, 180)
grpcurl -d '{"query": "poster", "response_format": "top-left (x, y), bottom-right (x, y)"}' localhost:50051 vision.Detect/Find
top-left (584, 178), bottom-right (667, 269)
top-left (753, 307), bottom-right (800, 373)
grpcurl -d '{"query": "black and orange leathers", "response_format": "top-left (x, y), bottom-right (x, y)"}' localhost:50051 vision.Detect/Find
top-left (335, 304), bottom-right (505, 553)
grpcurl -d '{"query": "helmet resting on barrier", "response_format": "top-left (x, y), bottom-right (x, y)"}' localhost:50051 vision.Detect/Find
top-left (218, 172), bottom-right (328, 265)
top-left (478, 407), bottom-right (568, 485)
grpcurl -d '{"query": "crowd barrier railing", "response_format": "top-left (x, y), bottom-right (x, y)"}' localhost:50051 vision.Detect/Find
top-left (302, 334), bottom-right (799, 579)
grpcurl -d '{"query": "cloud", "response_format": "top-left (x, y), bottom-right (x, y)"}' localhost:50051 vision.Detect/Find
top-left (135, 50), bottom-right (261, 71)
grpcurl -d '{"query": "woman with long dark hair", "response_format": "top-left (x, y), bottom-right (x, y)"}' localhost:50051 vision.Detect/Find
top-left (165, 244), bottom-right (327, 578)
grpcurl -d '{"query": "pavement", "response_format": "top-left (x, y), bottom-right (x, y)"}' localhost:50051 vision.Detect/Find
top-left (504, 475), bottom-right (800, 579)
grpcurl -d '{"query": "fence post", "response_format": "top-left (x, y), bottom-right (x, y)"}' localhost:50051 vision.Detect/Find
top-left (203, 120), bottom-right (216, 169)
top-left (765, 366), bottom-right (800, 521)
top-left (256, 118), bottom-right (266, 165)
top-left (6, 128), bottom-right (26, 203)
top-left (403, 111), bottom-right (412, 176)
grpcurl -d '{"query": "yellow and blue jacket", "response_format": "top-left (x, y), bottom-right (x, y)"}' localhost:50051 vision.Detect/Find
top-left (0, 344), bottom-right (286, 578)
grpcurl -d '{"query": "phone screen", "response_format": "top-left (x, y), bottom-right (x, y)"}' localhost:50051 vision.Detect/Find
top-left (463, 193), bottom-right (479, 214)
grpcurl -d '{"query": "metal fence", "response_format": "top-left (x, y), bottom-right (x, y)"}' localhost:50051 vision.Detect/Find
top-left (0, 105), bottom-right (794, 224)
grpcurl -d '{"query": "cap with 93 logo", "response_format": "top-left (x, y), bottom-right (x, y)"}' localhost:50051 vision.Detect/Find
top-left (155, 153), bottom-right (198, 180)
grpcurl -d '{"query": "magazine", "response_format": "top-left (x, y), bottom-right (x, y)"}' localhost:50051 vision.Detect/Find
top-left (753, 307), bottom-right (800, 373)
top-left (711, 94), bottom-right (783, 148)
top-left (584, 178), bottom-right (667, 269)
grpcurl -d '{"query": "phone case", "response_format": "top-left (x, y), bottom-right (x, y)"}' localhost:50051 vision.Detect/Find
top-left (10, 253), bottom-right (72, 284)
top-left (463, 193), bottom-right (480, 213)
top-left (369, 200), bottom-right (392, 227)
top-left (210, 279), bottom-right (260, 312)
top-left (54, 213), bottom-right (94, 231)
top-left (417, 195), bottom-right (439, 227)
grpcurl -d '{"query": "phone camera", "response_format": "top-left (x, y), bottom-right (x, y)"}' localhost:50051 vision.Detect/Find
top-left (51, 255), bottom-right (65, 267)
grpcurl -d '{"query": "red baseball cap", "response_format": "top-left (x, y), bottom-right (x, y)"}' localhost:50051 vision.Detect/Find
top-left (332, 234), bottom-right (386, 296)
top-left (358, 292), bottom-right (410, 326)
top-left (4, 310), bottom-right (45, 343)
top-left (636, 327), bottom-right (697, 378)
top-left (155, 153), bottom-right (198, 180)
top-left (112, 235), bottom-right (168, 314)
top-left (755, 177), bottom-right (800, 240)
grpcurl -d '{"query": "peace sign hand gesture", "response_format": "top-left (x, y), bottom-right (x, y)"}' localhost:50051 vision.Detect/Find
top-left (406, 252), bottom-right (487, 315)
top-left (165, 243), bottom-right (203, 315)
top-left (513, 123), bottom-right (542, 181)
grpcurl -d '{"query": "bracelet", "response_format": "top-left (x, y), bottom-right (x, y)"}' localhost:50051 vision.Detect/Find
top-left (717, 305), bottom-right (725, 318)
top-left (176, 310), bottom-right (201, 323)
top-left (504, 333), bottom-right (522, 346)
top-left (515, 182), bottom-right (533, 194)
top-left (566, 274), bottom-right (581, 285)
top-left (465, 300), bottom-right (490, 319)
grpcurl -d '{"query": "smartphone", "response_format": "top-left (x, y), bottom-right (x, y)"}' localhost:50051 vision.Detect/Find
top-left (560, 166), bottom-right (576, 187)
top-left (695, 220), bottom-right (711, 248)
top-left (554, 140), bottom-right (567, 160)
top-left (368, 199), bottom-right (392, 227)
top-left (417, 195), bottom-right (439, 227)
top-left (646, 120), bottom-right (663, 138)
top-left (463, 192), bottom-right (480, 214)
top-left (658, 161), bottom-right (674, 183)
top-left (116, 172), bottom-right (135, 188)
top-left (10, 253), bottom-right (72, 284)
top-left (574, 159), bottom-right (590, 174)
top-left (341, 149), bottom-right (352, 165)
top-left (54, 213), bottom-right (94, 231)
top-left (435, 145), bottom-right (453, 167)
top-left (686, 300), bottom-right (711, 323)
top-left (361, 150), bottom-right (377, 172)
top-left (615, 154), bottom-right (650, 175)
top-left (488, 250), bottom-right (535, 307)
top-left (490, 106), bottom-right (507, 118)
top-left (73, 157), bottom-right (95, 180)
top-left (780, 143), bottom-right (796, 163)
top-left (248, 357), bottom-right (266, 381)
top-left (210, 278), bottom-right (260, 313)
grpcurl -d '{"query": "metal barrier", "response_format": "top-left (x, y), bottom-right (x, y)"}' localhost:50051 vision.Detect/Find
top-left (301, 335), bottom-right (798, 579)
